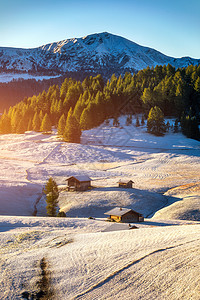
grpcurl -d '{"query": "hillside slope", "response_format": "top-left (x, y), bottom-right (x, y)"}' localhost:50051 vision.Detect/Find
top-left (0, 216), bottom-right (200, 299)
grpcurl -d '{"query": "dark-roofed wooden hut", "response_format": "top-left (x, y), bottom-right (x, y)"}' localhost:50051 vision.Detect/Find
top-left (104, 207), bottom-right (144, 223)
top-left (66, 175), bottom-right (91, 191)
top-left (118, 180), bottom-right (134, 188)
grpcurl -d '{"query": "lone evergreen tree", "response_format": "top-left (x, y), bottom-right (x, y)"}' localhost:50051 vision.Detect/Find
top-left (147, 106), bottom-right (166, 136)
top-left (43, 177), bottom-right (59, 217)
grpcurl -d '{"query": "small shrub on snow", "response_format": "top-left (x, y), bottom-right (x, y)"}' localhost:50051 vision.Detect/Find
top-left (57, 211), bottom-right (66, 217)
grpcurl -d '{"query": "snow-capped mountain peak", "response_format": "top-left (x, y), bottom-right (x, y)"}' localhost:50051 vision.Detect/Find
top-left (0, 32), bottom-right (199, 78)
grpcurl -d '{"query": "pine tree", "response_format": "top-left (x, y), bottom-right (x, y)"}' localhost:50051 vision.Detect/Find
top-left (174, 119), bottom-right (179, 133)
top-left (194, 77), bottom-right (200, 94)
top-left (57, 100), bottom-right (63, 118)
top-left (57, 114), bottom-right (66, 136)
top-left (113, 117), bottom-right (120, 127)
top-left (147, 106), bottom-right (166, 136)
top-left (11, 110), bottom-right (22, 133)
top-left (74, 95), bottom-right (84, 121)
top-left (39, 110), bottom-right (44, 123)
top-left (63, 108), bottom-right (81, 143)
top-left (141, 87), bottom-right (153, 106)
top-left (126, 115), bottom-right (130, 126)
top-left (27, 118), bottom-right (33, 131)
top-left (181, 113), bottom-right (200, 140)
top-left (40, 113), bottom-right (52, 133)
top-left (94, 91), bottom-right (105, 125)
top-left (32, 111), bottom-right (41, 132)
top-left (63, 84), bottom-right (81, 112)
top-left (80, 108), bottom-right (89, 130)
top-left (135, 115), bottom-right (140, 127)
top-left (141, 115), bottom-right (145, 126)
top-left (82, 76), bottom-right (90, 91)
top-left (79, 102), bottom-right (97, 130)
top-left (175, 80), bottom-right (186, 117)
top-left (60, 78), bottom-right (69, 101)
top-left (166, 121), bottom-right (170, 132)
top-left (22, 107), bottom-right (34, 132)
top-left (43, 177), bottom-right (59, 217)
top-left (0, 112), bottom-right (12, 134)
top-left (16, 118), bottom-right (26, 133)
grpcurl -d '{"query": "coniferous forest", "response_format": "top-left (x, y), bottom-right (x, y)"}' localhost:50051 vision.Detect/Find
top-left (0, 64), bottom-right (200, 141)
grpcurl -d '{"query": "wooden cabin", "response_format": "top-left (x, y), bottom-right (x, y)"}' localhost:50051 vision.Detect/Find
top-left (118, 180), bottom-right (134, 188)
top-left (66, 175), bottom-right (91, 191)
top-left (104, 207), bottom-right (144, 223)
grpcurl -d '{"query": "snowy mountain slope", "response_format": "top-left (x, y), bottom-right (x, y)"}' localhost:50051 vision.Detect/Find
top-left (0, 32), bottom-right (199, 79)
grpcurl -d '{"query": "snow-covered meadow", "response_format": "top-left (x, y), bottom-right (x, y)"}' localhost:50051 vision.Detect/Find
top-left (0, 116), bottom-right (200, 218)
top-left (0, 73), bottom-right (61, 83)
top-left (0, 116), bottom-right (200, 299)
top-left (0, 216), bottom-right (200, 299)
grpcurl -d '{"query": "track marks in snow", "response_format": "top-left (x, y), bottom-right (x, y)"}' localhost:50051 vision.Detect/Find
top-left (39, 142), bottom-right (63, 165)
top-left (23, 143), bottom-right (63, 215)
top-left (74, 238), bottom-right (200, 299)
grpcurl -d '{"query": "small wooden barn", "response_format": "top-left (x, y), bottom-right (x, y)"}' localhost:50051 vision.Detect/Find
top-left (66, 175), bottom-right (91, 191)
top-left (104, 207), bottom-right (144, 223)
top-left (118, 180), bottom-right (134, 188)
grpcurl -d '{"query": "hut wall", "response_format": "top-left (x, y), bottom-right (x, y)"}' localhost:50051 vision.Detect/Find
top-left (121, 211), bottom-right (139, 222)
top-left (79, 181), bottom-right (91, 191)
top-left (126, 182), bottom-right (133, 188)
top-left (67, 178), bottom-right (91, 191)
top-left (67, 178), bottom-right (78, 188)
top-left (119, 182), bottom-right (132, 188)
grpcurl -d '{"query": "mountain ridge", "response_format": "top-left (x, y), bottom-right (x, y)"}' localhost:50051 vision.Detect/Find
top-left (0, 32), bottom-right (199, 78)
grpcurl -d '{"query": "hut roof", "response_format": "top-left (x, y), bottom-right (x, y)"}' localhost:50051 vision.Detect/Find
top-left (66, 175), bottom-right (91, 182)
top-left (104, 207), bottom-right (141, 217)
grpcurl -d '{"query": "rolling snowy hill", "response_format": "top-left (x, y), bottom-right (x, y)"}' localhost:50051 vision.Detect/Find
top-left (0, 116), bottom-right (200, 299)
top-left (0, 115), bottom-right (200, 219)
top-left (0, 215), bottom-right (199, 299)
top-left (0, 32), bottom-right (200, 80)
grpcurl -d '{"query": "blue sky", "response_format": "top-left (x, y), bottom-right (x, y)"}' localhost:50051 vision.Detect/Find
top-left (0, 0), bottom-right (199, 58)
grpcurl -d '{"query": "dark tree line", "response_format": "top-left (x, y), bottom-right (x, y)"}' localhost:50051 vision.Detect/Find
top-left (0, 76), bottom-right (65, 112)
top-left (0, 64), bottom-right (200, 141)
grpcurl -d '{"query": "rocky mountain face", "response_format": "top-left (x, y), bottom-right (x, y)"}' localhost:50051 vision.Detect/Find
top-left (0, 32), bottom-right (199, 78)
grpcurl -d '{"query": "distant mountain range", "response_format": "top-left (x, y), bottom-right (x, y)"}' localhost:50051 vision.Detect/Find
top-left (0, 32), bottom-right (200, 79)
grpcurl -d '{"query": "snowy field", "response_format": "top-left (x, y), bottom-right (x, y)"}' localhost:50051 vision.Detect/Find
top-left (0, 116), bottom-right (200, 218)
top-left (0, 216), bottom-right (200, 299)
top-left (0, 73), bottom-right (61, 83)
top-left (0, 116), bottom-right (200, 299)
